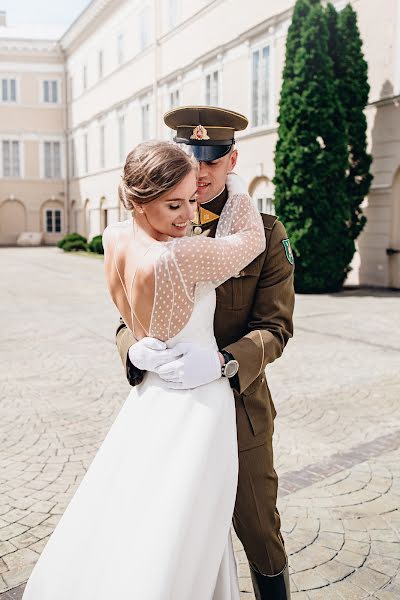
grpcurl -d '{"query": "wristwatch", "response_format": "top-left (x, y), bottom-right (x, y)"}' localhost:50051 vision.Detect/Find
top-left (220, 350), bottom-right (239, 379)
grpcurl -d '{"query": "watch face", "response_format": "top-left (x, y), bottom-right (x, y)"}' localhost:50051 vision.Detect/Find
top-left (225, 360), bottom-right (239, 378)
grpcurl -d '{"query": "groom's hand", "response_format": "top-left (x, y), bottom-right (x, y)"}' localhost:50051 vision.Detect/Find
top-left (155, 343), bottom-right (223, 390)
top-left (128, 337), bottom-right (182, 372)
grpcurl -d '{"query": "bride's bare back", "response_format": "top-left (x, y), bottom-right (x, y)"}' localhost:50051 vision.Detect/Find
top-left (103, 191), bottom-right (266, 342)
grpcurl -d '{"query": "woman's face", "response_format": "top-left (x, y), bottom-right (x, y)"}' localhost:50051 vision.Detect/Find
top-left (138, 170), bottom-right (198, 240)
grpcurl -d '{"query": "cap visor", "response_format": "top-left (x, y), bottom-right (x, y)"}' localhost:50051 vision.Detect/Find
top-left (190, 145), bottom-right (232, 161)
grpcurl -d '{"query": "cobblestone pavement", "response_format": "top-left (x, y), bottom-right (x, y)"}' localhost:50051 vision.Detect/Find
top-left (0, 247), bottom-right (399, 599)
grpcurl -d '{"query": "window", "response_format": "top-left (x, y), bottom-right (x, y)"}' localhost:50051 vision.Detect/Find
top-left (117, 33), bottom-right (124, 65)
top-left (43, 80), bottom-right (58, 103)
top-left (98, 50), bottom-right (104, 79)
top-left (44, 141), bottom-right (61, 179)
top-left (1, 78), bottom-right (17, 102)
top-left (69, 76), bottom-right (74, 101)
top-left (139, 7), bottom-right (151, 51)
top-left (141, 103), bottom-right (150, 140)
top-left (83, 65), bottom-right (87, 90)
top-left (169, 89), bottom-right (180, 109)
top-left (168, 0), bottom-right (180, 29)
top-left (70, 138), bottom-right (76, 178)
top-left (2, 140), bottom-right (20, 177)
top-left (252, 178), bottom-right (275, 215)
top-left (99, 125), bottom-right (105, 169)
top-left (168, 89), bottom-right (180, 139)
top-left (205, 70), bottom-right (219, 106)
top-left (84, 134), bottom-right (89, 173)
top-left (118, 116), bottom-right (125, 163)
top-left (256, 196), bottom-right (275, 215)
top-left (251, 45), bottom-right (272, 127)
top-left (46, 209), bottom-right (62, 233)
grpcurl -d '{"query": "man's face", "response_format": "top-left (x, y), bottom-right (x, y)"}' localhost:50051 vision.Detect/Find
top-left (195, 149), bottom-right (238, 204)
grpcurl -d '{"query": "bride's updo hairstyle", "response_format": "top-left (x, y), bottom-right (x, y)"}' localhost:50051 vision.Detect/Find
top-left (119, 140), bottom-right (197, 211)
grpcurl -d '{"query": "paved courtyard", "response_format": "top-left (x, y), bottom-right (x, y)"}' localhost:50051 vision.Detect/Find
top-left (0, 247), bottom-right (399, 599)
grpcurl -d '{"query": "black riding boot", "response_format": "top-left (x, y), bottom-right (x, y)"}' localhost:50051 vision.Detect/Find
top-left (250, 563), bottom-right (291, 600)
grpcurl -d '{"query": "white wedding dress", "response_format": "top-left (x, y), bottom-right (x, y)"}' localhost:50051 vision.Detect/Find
top-left (22, 176), bottom-right (265, 600)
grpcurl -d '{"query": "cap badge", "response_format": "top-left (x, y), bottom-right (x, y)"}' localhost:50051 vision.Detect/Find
top-left (190, 125), bottom-right (210, 141)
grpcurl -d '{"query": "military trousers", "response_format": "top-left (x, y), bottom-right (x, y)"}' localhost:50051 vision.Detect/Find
top-left (232, 439), bottom-right (288, 576)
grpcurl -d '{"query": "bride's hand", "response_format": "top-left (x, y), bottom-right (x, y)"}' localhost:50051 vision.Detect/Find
top-left (155, 343), bottom-right (222, 390)
top-left (128, 337), bottom-right (182, 372)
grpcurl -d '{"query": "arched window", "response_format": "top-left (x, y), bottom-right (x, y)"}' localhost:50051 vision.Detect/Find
top-left (250, 176), bottom-right (275, 215)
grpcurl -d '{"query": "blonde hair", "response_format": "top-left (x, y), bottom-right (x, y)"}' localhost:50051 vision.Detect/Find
top-left (119, 140), bottom-right (197, 211)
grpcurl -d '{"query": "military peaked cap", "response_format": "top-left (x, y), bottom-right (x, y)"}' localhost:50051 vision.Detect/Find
top-left (164, 105), bottom-right (248, 161)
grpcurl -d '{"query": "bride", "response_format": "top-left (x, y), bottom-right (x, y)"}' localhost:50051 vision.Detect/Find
top-left (22, 140), bottom-right (265, 600)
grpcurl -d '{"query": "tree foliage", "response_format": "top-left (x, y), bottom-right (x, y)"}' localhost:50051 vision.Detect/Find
top-left (274, 1), bottom-right (372, 292)
top-left (274, 1), bottom-right (353, 292)
top-left (331, 3), bottom-right (373, 240)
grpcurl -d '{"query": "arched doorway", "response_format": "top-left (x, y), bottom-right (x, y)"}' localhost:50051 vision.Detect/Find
top-left (0, 198), bottom-right (27, 245)
top-left (249, 176), bottom-right (275, 215)
top-left (389, 168), bottom-right (400, 288)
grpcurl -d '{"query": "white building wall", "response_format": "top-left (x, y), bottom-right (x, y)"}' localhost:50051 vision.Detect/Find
top-left (1, 0), bottom-right (400, 287)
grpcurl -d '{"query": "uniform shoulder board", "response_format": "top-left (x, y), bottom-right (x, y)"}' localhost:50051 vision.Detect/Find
top-left (261, 213), bottom-right (278, 230)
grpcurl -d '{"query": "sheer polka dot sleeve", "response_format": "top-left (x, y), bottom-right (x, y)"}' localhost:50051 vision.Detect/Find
top-left (148, 192), bottom-right (265, 340)
top-left (171, 192), bottom-right (265, 289)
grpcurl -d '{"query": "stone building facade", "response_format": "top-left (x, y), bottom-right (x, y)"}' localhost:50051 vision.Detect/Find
top-left (1, 0), bottom-right (400, 288)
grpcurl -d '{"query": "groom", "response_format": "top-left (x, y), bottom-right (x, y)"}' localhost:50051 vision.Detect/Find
top-left (116, 106), bottom-right (294, 600)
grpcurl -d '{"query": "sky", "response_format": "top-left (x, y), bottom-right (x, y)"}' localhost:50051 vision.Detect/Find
top-left (0, 0), bottom-right (91, 27)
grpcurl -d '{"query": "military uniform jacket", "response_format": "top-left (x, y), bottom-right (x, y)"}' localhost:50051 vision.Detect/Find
top-left (116, 209), bottom-right (295, 452)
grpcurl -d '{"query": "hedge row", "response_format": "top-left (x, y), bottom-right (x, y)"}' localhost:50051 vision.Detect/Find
top-left (57, 233), bottom-right (104, 255)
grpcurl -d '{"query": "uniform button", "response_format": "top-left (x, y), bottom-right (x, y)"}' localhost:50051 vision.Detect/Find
top-left (193, 226), bottom-right (202, 235)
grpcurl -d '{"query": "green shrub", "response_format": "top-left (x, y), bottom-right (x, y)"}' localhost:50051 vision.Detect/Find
top-left (88, 235), bottom-right (104, 255)
top-left (57, 232), bottom-right (87, 249)
top-left (62, 239), bottom-right (88, 252)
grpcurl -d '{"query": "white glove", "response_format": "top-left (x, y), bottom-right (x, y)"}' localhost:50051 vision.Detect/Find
top-left (128, 337), bottom-right (183, 372)
top-left (155, 342), bottom-right (222, 390)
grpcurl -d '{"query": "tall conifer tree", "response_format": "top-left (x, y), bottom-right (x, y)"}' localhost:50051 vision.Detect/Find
top-left (274, 2), bottom-right (353, 292)
top-left (332, 3), bottom-right (373, 241)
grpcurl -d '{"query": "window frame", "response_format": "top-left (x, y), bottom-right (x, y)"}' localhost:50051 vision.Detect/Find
top-left (40, 78), bottom-right (61, 104)
top-left (249, 38), bottom-right (275, 131)
top-left (138, 6), bottom-right (152, 52)
top-left (117, 33), bottom-right (124, 66)
top-left (82, 64), bottom-right (88, 91)
top-left (44, 208), bottom-right (63, 234)
top-left (98, 49), bottom-right (104, 80)
top-left (83, 132), bottom-right (89, 174)
top-left (40, 139), bottom-right (63, 180)
top-left (141, 101), bottom-right (151, 141)
top-left (1, 138), bottom-right (22, 178)
top-left (118, 114), bottom-right (126, 164)
top-left (0, 77), bottom-right (18, 103)
top-left (204, 68), bottom-right (220, 106)
top-left (99, 123), bottom-right (106, 170)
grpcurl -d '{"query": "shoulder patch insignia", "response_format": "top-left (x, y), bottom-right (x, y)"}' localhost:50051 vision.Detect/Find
top-left (282, 239), bottom-right (294, 265)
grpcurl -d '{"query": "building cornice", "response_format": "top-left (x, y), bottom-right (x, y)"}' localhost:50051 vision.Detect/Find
top-left (60, 0), bottom-right (129, 55)
top-left (0, 38), bottom-right (61, 55)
